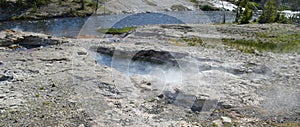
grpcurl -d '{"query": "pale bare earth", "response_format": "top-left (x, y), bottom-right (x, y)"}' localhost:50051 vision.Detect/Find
top-left (0, 24), bottom-right (299, 126)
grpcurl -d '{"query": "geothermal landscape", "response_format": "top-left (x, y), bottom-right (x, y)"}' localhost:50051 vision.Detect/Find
top-left (0, 0), bottom-right (300, 127)
top-left (0, 23), bottom-right (299, 126)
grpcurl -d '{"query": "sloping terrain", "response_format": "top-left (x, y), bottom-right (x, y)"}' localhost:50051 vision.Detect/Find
top-left (0, 0), bottom-right (96, 21)
top-left (103, 0), bottom-right (196, 14)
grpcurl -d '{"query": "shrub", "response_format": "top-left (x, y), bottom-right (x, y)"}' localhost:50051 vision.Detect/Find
top-left (199, 4), bottom-right (220, 11)
top-left (275, 13), bottom-right (292, 24)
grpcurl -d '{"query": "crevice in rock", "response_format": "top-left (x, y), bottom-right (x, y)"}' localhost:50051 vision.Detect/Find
top-left (0, 75), bottom-right (13, 82)
top-left (38, 58), bottom-right (70, 62)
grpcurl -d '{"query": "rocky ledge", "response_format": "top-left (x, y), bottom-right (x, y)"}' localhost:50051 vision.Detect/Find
top-left (0, 24), bottom-right (299, 127)
top-left (0, 30), bottom-right (68, 49)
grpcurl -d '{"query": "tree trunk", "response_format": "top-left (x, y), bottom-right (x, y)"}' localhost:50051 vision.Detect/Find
top-left (235, 0), bottom-right (241, 23)
top-left (81, 0), bottom-right (85, 10)
top-left (95, 0), bottom-right (98, 12)
top-left (222, 0), bottom-right (226, 23)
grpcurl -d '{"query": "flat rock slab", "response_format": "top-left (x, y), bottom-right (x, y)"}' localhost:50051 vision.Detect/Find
top-left (0, 30), bottom-right (68, 48)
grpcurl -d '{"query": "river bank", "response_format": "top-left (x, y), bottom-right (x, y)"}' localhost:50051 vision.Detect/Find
top-left (0, 11), bottom-right (236, 38)
top-left (0, 0), bottom-right (234, 22)
top-left (0, 23), bottom-right (299, 126)
top-left (0, 0), bottom-right (97, 21)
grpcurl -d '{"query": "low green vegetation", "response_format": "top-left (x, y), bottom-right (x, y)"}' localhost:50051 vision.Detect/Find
top-left (222, 32), bottom-right (300, 53)
top-left (182, 37), bottom-right (205, 46)
top-left (97, 27), bottom-right (136, 35)
top-left (233, 0), bottom-right (293, 24)
top-left (274, 122), bottom-right (300, 127)
top-left (1, 0), bottom-right (98, 20)
top-left (0, 0), bottom-right (50, 9)
top-left (190, 0), bottom-right (198, 4)
top-left (257, 0), bottom-right (292, 24)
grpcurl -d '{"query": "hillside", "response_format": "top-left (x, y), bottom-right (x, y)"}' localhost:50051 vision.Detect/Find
top-left (102, 0), bottom-right (196, 14)
top-left (0, 0), bottom-right (97, 21)
top-left (0, 0), bottom-right (226, 21)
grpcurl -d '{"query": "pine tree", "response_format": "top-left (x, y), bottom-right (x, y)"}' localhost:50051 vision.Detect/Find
top-left (259, 0), bottom-right (278, 23)
top-left (235, 0), bottom-right (254, 24)
top-left (241, 4), bottom-right (254, 24)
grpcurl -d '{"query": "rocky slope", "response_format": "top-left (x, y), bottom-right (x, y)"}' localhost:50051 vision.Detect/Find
top-left (0, 0), bottom-right (96, 21)
top-left (103, 0), bottom-right (196, 14)
top-left (0, 24), bottom-right (299, 126)
top-left (0, 0), bottom-right (217, 21)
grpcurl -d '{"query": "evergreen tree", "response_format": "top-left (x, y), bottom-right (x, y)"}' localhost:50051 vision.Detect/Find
top-left (259, 0), bottom-right (278, 23)
top-left (241, 3), bottom-right (254, 24)
top-left (16, 0), bottom-right (24, 7)
top-left (235, 0), bottom-right (254, 24)
top-left (0, 0), bottom-right (7, 8)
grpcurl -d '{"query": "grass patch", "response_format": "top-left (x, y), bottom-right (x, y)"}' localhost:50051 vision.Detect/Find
top-left (97, 27), bottom-right (136, 35)
top-left (222, 36), bottom-right (300, 53)
top-left (222, 31), bottom-right (300, 53)
top-left (190, 0), bottom-right (198, 4)
top-left (275, 122), bottom-right (300, 127)
top-left (182, 37), bottom-right (205, 46)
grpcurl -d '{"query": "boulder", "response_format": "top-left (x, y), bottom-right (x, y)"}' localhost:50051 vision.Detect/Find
top-left (221, 116), bottom-right (232, 124)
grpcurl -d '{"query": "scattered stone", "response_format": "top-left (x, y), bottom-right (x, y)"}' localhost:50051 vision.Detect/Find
top-left (254, 50), bottom-right (262, 56)
top-left (77, 48), bottom-right (88, 55)
top-left (78, 124), bottom-right (85, 127)
top-left (212, 119), bottom-right (223, 127)
top-left (0, 94), bottom-right (6, 99)
top-left (77, 51), bottom-right (88, 55)
top-left (221, 116), bottom-right (232, 124)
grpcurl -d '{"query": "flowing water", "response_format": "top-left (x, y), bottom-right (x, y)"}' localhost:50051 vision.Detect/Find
top-left (0, 11), bottom-right (235, 37)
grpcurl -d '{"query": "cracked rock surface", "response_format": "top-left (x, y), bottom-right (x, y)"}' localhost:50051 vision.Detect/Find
top-left (0, 24), bottom-right (299, 126)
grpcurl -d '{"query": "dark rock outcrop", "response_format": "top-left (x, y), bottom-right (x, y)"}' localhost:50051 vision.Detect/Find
top-left (0, 30), bottom-right (68, 49)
